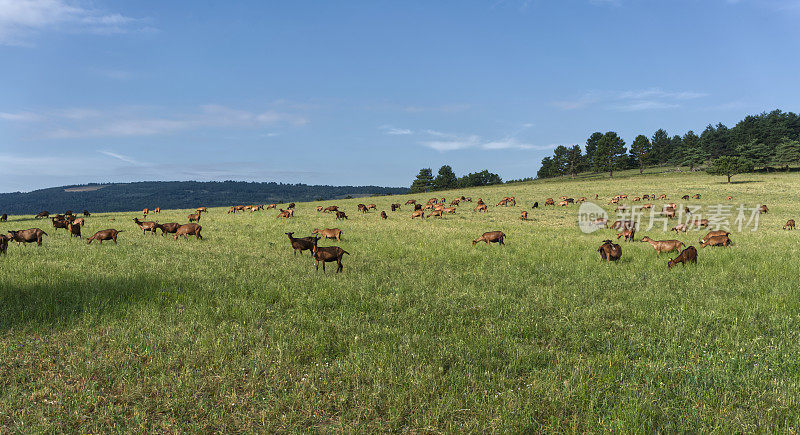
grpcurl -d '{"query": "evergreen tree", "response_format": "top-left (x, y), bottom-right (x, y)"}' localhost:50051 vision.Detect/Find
top-left (565, 145), bottom-right (584, 178)
top-left (707, 156), bottom-right (754, 183)
top-left (584, 132), bottom-right (603, 170)
top-left (775, 137), bottom-right (800, 170)
top-left (536, 157), bottom-right (556, 179)
top-left (552, 145), bottom-right (569, 176)
top-left (670, 135), bottom-right (683, 165)
top-left (681, 131), bottom-right (706, 171)
top-left (650, 129), bottom-right (671, 164)
top-left (410, 168), bottom-right (434, 193)
top-left (629, 134), bottom-right (652, 174)
top-left (433, 165), bottom-right (457, 190)
top-left (594, 132), bottom-right (627, 178)
top-left (700, 123), bottom-right (731, 158)
top-left (737, 139), bottom-right (773, 169)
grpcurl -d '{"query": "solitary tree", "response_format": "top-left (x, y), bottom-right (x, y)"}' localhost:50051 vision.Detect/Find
top-left (594, 131), bottom-right (627, 178)
top-left (775, 137), bottom-right (800, 171)
top-left (629, 134), bottom-right (652, 174)
top-left (410, 168), bottom-right (434, 193)
top-left (707, 156), bottom-right (754, 183)
top-left (433, 165), bottom-right (457, 190)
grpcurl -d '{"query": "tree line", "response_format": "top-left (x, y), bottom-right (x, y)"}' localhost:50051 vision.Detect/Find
top-left (410, 166), bottom-right (503, 193)
top-left (536, 109), bottom-right (800, 181)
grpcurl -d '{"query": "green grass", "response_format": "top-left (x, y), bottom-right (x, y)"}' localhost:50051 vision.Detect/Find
top-left (2, 170), bottom-right (800, 432)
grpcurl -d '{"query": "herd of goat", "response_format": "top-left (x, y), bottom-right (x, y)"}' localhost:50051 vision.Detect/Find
top-left (0, 192), bottom-right (791, 272)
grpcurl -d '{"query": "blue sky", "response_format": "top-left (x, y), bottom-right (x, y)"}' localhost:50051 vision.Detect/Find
top-left (1, 0), bottom-right (799, 192)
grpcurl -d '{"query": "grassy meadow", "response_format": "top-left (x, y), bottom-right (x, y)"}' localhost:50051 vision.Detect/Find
top-left (2, 169), bottom-right (800, 432)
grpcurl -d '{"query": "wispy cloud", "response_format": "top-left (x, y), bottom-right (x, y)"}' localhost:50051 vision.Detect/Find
top-left (98, 150), bottom-right (144, 165)
top-left (553, 88), bottom-right (708, 112)
top-left (0, 0), bottom-right (149, 46)
top-left (0, 104), bottom-right (310, 138)
top-left (419, 127), bottom-right (559, 152)
top-left (380, 125), bottom-right (413, 135)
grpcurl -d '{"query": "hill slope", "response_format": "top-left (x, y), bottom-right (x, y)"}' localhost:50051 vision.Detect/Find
top-left (0, 180), bottom-right (409, 214)
top-left (1, 171), bottom-right (799, 432)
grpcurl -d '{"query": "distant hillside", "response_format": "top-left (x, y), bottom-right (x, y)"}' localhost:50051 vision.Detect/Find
top-left (0, 181), bottom-right (409, 215)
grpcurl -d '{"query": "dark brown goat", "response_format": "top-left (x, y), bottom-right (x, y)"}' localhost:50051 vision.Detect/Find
top-left (381, 211), bottom-right (388, 219)
top-left (156, 222), bottom-right (181, 235)
top-left (405, 199), bottom-right (417, 205)
top-left (617, 228), bottom-right (636, 242)
top-left (133, 217), bottom-right (158, 235)
top-left (699, 231), bottom-right (730, 244)
top-left (35, 211), bottom-right (49, 219)
top-left (784, 219), bottom-right (795, 230)
top-left (174, 224), bottom-right (202, 240)
top-left (473, 231), bottom-right (505, 245)
top-left (668, 246), bottom-right (697, 269)
top-left (51, 217), bottom-right (70, 231)
top-left (87, 229), bottom-right (121, 244)
top-left (83, 210), bottom-right (91, 216)
top-left (313, 246), bottom-right (349, 273)
top-left (759, 205), bottom-right (769, 214)
top-left (188, 213), bottom-right (201, 223)
top-left (324, 205), bottom-right (339, 212)
top-left (336, 211), bottom-right (348, 220)
top-left (7, 229), bottom-right (46, 246)
top-left (0, 213), bottom-right (7, 222)
top-left (69, 222), bottom-right (82, 238)
top-left (597, 240), bottom-right (622, 262)
top-left (286, 232), bottom-right (318, 255)
top-left (0, 234), bottom-right (9, 255)
top-left (391, 204), bottom-right (400, 212)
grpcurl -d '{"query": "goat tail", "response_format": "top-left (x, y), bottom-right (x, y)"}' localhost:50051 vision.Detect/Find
top-left (42, 231), bottom-right (48, 236)
top-left (343, 250), bottom-right (350, 255)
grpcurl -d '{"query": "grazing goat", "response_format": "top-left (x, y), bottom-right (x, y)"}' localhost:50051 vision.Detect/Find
top-left (597, 240), bottom-right (622, 262)
top-left (610, 220), bottom-right (634, 230)
top-left (520, 211), bottom-right (528, 220)
top-left (174, 224), bottom-right (202, 240)
top-left (532, 202), bottom-right (539, 209)
top-left (287, 203), bottom-right (296, 209)
top-left (391, 204), bottom-right (400, 212)
top-left (641, 236), bottom-right (683, 255)
top-left (286, 232), bottom-right (318, 255)
top-left (428, 209), bottom-right (443, 218)
top-left (700, 235), bottom-right (731, 248)
top-left (699, 231), bottom-right (730, 244)
top-left (87, 229), bottom-right (121, 244)
top-left (133, 217), bottom-right (158, 235)
top-left (7, 229), bottom-right (47, 246)
top-left (156, 222), bottom-right (181, 235)
top-left (474, 204), bottom-right (488, 212)
top-left (473, 231), bottom-right (505, 245)
top-left (544, 198), bottom-right (555, 206)
top-left (784, 219), bottom-right (796, 230)
top-left (671, 224), bottom-right (688, 233)
top-left (313, 246), bottom-right (349, 273)
top-left (411, 210), bottom-right (425, 219)
top-left (0, 213), bottom-right (6, 222)
top-left (617, 228), bottom-right (636, 242)
top-left (83, 210), bottom-right (91, 216)
top-left (312, 228), bottom-right (342, 241)
top-left (36, 211), bottom-right (49, 219)
top-left (693, 194), bottom-right (701, 199)
top-left (153, 207), bottom-right (161, 213)
top-left (336, 211), bottom-right (348, 220)
top-left (358, 204), bottom-right (368, 213)
top-left (69, 222), bottom-right (82, 238)
top-left (188, 213), bottom-right (201, 222)
top-left (558, 201), bottom-right (569, 207)
top-left (324, 205), bottom-right (339, 212)
top-left (368, 204), bottom-right (377, 210)
top-left (197, 207), bottom-right (207, 213)
top-left (266, 204), bottom-right (277, 210)
top-left (668, 246), bottom-right (698, 269)
top-left (759, 205), bottom-right (769, 214)
top-left (443, 207), bottom-right (456, 214)
top-left (316, 206), bottom-right (324, 212)
top-left (276, 210), bottom-right (292, 218)
top-left (143, 208), bottom-right (149, 216)
top-left (405, 199), bottom-right (417, 205)
top-left (0, 234), bottom-right (8, 255)
top-left (681, 195), bottom-right (690, 200)
top-left (52, 217), bottom-right (70, 232)
top-left (381, 211), bottom-right (388, 219)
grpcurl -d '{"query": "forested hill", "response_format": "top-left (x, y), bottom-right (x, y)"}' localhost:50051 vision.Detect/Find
top-left (0, 181), bottom-right (409, 215)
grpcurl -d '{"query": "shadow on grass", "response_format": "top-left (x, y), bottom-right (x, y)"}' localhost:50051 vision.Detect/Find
top-left (0, 275), bottom-right (185, 331)
top-left (726, 180), bottom-right (764, 185)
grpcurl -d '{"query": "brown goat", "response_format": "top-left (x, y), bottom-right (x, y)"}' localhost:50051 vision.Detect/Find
top-left (83, 210), bottom-right (91, 216)
top-left (692, 194), bottom-right (701, 199)
top-left (617, 228), bottom-right (636, 242)
top-left (391, 203), bottom-right (401, 211)
top-left (610, 220), bottom-right (634, 230)
top-left (68, 222), bottom-right (82, 238)
top-left (316, 206), bottom-right (324, 212)
top-left (156, 222), bottom-right (181, 235)
top-left (759, 205), bottom-right (769, 214)
top-left (313, 246), bottom-right (349, 273)
top-left (428, 209), bottom-right (444, 218)
top-left (71, 217), bottom-right (85, 226)
top-left (143, 208), bottom-right (149, 216)
top-left (265, 204), bottom-right (277, 210)
top-left (405, 199), bottom-right (417, 205)
top-left (286, 232), bottom-right (318, 255)
top-left (671, 224), bottom-right (688, 233)
top-left (668, 246), bottom-right (698, 269)
top-left (597, 240), bottom-right (622, 262)
top-left (443, 207), bottom-right (456, 214)
top-left (188, 213), bottom-right (201, 222)
top-left (699, 231), bottom-right (730, 244)
top-left (51, 217), bottom-right (70, 231)
top-left (520, 211), bottom-right (528, 220)
top-left (312, 228), bottom-right (342, 241)
top-left (276, 210), bottom-right (292, 218)
top-left (87, 229), bottom-right (121, 244)
top-left (336, 211), bottom-right (348, 220)
top-left (196, 207), bottom-right (207, 213)
top-left (641, 236), bottom-right (683, 255)
top-left (473, 231), bottom-right (505, 245)
top-left (544, 198), bottom-right (555, 206)
top-left (381, 211), bottom-right (388, 219)
top-left (133, 217), bottom-right (158, 235)
top-left (784, 219), bottom-right (796, 230)
top-left (358, 204), bottom-right (368, 213)
top-left (368, 204), bottom-right (377, 210)
top-left (153, 207), bottom-right (161, 213)
top-left (0, 233), bottom-right (7, 255)
top-left (411, 210), bottom-right (425, 219)
top-left (700, 235), bottom-right (731, 248)
top-left (474, 204), bottom-right (488, 212)
top-left (7, 229), bottom-right (47, 246)
top-left (324, 205), bottom-right (339, 212)
top-left (0, 213), bottom-right (6, 222)
top-left (35, 211), bottom-right (50, 219)
top-left (174, 224), bottom-right (202, 240)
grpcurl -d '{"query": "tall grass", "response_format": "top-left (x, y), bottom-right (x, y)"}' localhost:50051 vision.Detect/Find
top-left (1, 170), bottom-right (800, 432)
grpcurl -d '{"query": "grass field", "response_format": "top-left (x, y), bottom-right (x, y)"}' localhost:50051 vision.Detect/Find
top-left (2, 169), bottom-right (800, 432)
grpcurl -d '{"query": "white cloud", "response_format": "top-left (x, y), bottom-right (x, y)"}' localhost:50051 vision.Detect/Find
top-left (379, 125), bottom-right (413, 135)
top-left (98, 150), bottom-right (144, 165)
top-left (553, 88), bottom-right (708, 112)
top-left (419, 130), bottom-right (557, 152)
top-left (0, 104), bottom-right (309, 138)
top-left (0, 0), bottom-right (145, 45)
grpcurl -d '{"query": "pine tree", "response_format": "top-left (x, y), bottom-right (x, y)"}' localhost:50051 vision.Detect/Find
top-left (650, 129), bottom-right (670, 164)
top-left (594, 132), bottom-right (627, 178)
top-left (410, 168), bottom-right (434, 193)
top-left (707, 156), bottom-right (754, 183)
top-left (584, 132), bottom-right (603, 170)
top-left (629, 134), bottom-right (652, 174)
top-left (775, 137), bottom-right (800, 170)
top-left (681, 131), bottom-right (706, 171)
top-left (566, 145), bottom-right (583, 178)
top-left (433, 165), bottom-right (457, 190)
